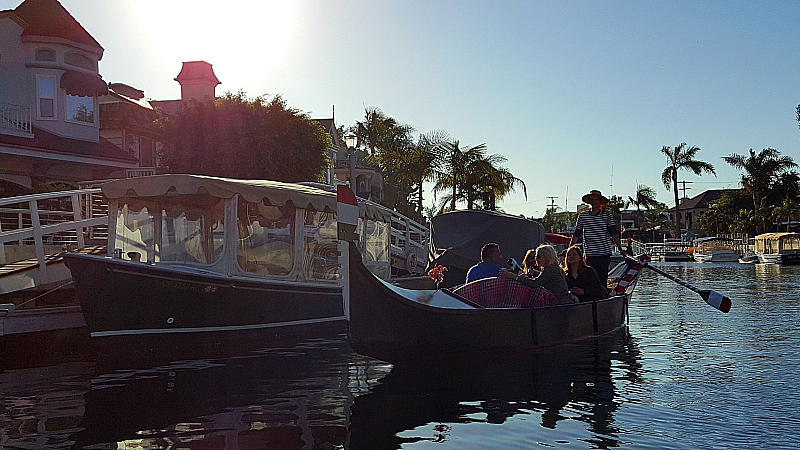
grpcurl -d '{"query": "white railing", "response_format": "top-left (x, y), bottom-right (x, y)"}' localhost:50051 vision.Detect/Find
top-left (126, 167), bottom-right (156, 177)
top-left (0, 102), bottom-right (32, 135)
top-left (390, 212), bottom-right (430, 274)
top-left (0, 188), bottom-right (106, 285)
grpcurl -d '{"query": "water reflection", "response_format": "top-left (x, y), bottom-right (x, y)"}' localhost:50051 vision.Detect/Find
top-left (347, 328), bottom-right (641, 449)
top-left (1, 335), bottom-right (385, 450)
top-left (0, 329), bottom-right (643, 450)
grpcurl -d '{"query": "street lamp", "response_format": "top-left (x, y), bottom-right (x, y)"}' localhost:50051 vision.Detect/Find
top-left (344, 132), bottom-right (357, 192)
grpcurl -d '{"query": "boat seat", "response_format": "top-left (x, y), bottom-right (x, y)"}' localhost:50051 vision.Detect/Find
top-left (453, 277), bottom-right (557, 308)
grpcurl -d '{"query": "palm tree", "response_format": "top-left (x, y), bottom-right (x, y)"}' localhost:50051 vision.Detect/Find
top-left (626, 184), bottom-right (659, 231)
top-left (432, 140), bottom-right (488, 211)
top-left (639, 203), bottom-right (672, 241)
top-left (462, 155), bottom-right (527, 210)
top-left (661, 143), bottom-right (716, 234)
top-left (353, 108), bottom-right (417, 213)
top-left (406, 130), bottom-right (449, 221)
top-left (731, 209), bottom-right (754, 234)
top-left (722, 148), bottom-right (798, 213)
top-left (770, 198), bottom-right (800, 232)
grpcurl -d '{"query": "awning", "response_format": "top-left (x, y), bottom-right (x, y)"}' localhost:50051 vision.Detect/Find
top-left (60, 70), bottom-right (108, 97)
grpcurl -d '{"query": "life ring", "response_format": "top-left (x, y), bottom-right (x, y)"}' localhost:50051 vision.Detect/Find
top-left (406, 252), bottom-right (418, 273)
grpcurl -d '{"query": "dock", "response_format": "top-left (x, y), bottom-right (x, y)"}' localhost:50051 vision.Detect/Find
top-left (1, 188), bottom-right (106, 338)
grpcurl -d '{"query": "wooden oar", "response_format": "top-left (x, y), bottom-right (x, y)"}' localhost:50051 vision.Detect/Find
top-left (635, 259), bottom-right (731, 313)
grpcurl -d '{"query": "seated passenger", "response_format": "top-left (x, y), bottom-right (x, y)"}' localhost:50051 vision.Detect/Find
top-left (564, 245), bottom-right (606, 302)
top-left (466, 243), bottom-right (505, 283)
top-left (501, 244), bottom-right (573, 304)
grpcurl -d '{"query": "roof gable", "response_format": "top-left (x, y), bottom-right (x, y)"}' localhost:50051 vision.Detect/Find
top-left (679, 189), bottom-right (740, 210)
top-left (14, 0), bottom-right (103, 54)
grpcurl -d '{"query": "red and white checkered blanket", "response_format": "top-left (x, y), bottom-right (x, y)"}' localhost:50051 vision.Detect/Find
top-left (453, 277), bottom-right (557, 308)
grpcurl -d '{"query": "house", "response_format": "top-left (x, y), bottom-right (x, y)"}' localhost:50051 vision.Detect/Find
top-left (98, 83), bottom-right (158, 175)
top-left (314, 117), bottom-right (383, 202)
top-left (0, 0), bottom-right (139, 196)
top-left (149, 60), bottom-right (221, 116)
top-left (672, 189), bottom-right (741, 231)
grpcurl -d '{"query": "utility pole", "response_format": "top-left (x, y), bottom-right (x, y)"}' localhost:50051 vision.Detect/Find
top-left (678, 180), bottom-right (692, 199)
top-left (546, 196), bottom-right (558, 213)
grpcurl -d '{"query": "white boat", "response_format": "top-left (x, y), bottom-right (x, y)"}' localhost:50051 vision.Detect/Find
top-left (691, 237), bottom-right (739, 262)
top-left (738, 251), bottom-right (758, 264)
top-left (754, 232), bottom-right (800, 265)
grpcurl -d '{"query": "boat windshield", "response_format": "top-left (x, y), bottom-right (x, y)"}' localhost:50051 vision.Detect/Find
top-left (780, 236), bottom-right (800, 252)
top-left (115, 195), bottom-right (225, 264)
top-left (237, 199), bottom-right (295, 276)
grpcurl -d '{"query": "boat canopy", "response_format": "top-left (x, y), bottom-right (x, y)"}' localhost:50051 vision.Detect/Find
top-left (99, 174), bottom-right (391, 221)
top-left (692, 236), bottom-right (734, 244)
top-left (754, 232), bottom-right (800, 241)
top-left (428, 210), bottom-right (545, 288)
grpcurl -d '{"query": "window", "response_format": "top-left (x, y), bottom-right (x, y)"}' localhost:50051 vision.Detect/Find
top-left (36, 75), bottom-right (56, 119)
top-left (64, 52), bottom-right (94, 70)
top-left (126, 134), bottom-right (140, 159)
top-left (66, 95), bottom-right (94, 124)
top-left (303, 210), bottom-right (338, 280)
top-left (35, 48), bottom-right (55, 61)
top-left (237, 200), bottom-right (295, 276)
top-left (114, 196), bottom-right (225, 264)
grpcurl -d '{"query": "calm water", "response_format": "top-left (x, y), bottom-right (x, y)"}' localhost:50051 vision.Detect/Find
top-left (2, 262), bottom-right (799, 449)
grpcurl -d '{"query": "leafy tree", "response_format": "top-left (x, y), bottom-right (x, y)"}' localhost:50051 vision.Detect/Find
top-left (722, 148), bottom-right (798, 213)
top-left (661, 143), bottom-right (716, 235)
top-left (156, 92), bottom-right (329, 182)
top-left (540, 207), bottom-right (571, 233)
top-left (605, 194), bottom-right (626, 226)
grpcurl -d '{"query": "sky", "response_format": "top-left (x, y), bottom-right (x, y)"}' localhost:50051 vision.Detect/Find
top-left (6, 0), bottom-right (800, 217)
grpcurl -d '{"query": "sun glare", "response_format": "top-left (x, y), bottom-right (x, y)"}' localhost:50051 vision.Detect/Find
top-left (131, 0), bottom-right (297, 92)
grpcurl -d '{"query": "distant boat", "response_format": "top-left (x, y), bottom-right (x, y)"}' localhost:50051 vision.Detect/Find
top-left (738, 251), bottom-right (758, 264)
top-left (754, 232), bottom-right (800, 265)
top-left (663, 250), bottom-right (693, 262)
top-left (692, 237), bottom-right (739, 263)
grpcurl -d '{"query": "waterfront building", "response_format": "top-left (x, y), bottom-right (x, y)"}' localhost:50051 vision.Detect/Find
top-left (0, 0), bottom-right (139, 195)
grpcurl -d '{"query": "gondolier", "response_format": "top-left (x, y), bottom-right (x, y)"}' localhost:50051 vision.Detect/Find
top-left (569, 190), bottom-right (624, 285)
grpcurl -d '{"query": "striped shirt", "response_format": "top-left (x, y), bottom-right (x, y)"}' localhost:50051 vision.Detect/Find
top-left (574, 210), bottom-right (617, 256)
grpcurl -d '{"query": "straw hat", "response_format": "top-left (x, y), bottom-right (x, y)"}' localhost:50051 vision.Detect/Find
top-left (581, 189), bottom-right (609, 204)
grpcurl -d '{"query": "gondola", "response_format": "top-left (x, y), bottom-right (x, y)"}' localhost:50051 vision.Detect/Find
top-left (342, 240), bottom-right (646, 364)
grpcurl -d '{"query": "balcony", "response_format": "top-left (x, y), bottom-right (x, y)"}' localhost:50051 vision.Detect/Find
top-left (0, 102), bottom-right (32, 137)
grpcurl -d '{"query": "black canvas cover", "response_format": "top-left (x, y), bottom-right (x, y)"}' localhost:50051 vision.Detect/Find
top-left (428, 210), bottom-right (545, 288)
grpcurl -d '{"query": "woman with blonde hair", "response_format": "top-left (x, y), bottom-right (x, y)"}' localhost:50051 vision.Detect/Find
top-left (506, 244), bottom-right (573, 304)
top-left (564, 245), bottom-right (606, 302)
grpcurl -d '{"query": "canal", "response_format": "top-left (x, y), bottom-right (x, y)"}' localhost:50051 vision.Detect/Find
top-left (1, 261), bottom-right (799, 449)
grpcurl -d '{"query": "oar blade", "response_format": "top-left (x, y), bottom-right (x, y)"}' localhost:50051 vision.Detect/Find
top-left (699, 290), bottom-right (732, 313)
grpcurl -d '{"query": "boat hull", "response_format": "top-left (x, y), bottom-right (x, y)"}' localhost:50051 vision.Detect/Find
top-left (346, 242), bottom-right (631, 363)
top-left (757, 252), bottom-right (800, 265)
top-left (693, 251), bottom-right (739, 262)
top-left (64, 253), bottom-right (344, 339)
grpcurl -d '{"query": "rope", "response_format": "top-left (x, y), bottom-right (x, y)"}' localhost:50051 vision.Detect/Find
top-left (15, 279), bottom-right (75, 309)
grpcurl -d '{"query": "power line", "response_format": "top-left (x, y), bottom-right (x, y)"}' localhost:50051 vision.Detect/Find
top-left (546, 196), bottom-right (558, 212)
